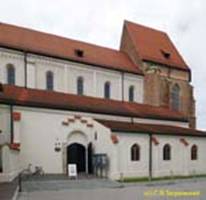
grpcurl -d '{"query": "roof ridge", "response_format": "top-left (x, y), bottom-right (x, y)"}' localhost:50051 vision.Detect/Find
top-left (0, 21), bottom-right (143, 75)
top-left (124, 20), bottom-right (167, 34)
top-left (123, 20), bottom-right (189, 70)
top-left (0, 22), bottom-right (120, 53)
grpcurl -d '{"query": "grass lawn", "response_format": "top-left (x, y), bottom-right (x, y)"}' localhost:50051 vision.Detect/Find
top-left (118, 174), bottom-right (206, 183)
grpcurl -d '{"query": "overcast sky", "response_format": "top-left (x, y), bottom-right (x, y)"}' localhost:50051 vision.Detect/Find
top-left (0, 0), bottom-right (205, 129)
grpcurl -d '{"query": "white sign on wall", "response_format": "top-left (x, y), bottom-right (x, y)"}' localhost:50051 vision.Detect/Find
top-left (68, 164), bottom-right (77, 178)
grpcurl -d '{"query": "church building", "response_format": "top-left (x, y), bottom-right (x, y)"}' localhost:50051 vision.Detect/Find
top-left (0, 20), bottom-right (206, 182)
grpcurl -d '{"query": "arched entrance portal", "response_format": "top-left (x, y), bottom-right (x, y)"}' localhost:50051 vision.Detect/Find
top-left (67, 143), bottom-right (86, 173)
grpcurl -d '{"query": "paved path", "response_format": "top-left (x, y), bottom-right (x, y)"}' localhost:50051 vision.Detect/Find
top-left (0, 179), bottom-right (18, 200)
top-left (17, 178), bottom-right (206, 200)
top-left (21, 179), bottom-right (122, 192)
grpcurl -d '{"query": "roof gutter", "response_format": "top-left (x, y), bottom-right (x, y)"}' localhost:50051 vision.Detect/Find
top-left (24, 51), bottom-right (28, 88)
top-left (149, 133), bottom-right (152, 180)
top-left (112, 130), bottom-right (206, 137)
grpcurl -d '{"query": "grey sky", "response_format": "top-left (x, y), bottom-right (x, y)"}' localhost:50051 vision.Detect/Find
top-left (0, 0), bottom-right (205, 129)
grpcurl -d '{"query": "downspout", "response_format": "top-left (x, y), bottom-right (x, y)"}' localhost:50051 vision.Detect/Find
top-left (122, 72), bottom-right (135, 124)
top-left (10, 105), bottom-right (14, 144)
top-left (121, 72), bottom-right (124, 102)
top-left (149, 133), bottom-right (152, 181)
top-left (168, 67), bottom-right (171, 79)
top-left (24, 52), bottom-right (27, 88)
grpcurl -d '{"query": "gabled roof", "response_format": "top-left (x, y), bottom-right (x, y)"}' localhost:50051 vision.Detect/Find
top-left (0, 22), bottom-right (142, 75)
top-left (124, 21), bottom-right (189, 71)
top-left (0, 84), bottom-right (188, 122)
top-left (98, 120), bottom-right (206, 137)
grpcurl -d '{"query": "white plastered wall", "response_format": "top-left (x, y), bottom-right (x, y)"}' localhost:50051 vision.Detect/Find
top-left (109, 132), bottom-right (206, 180)
top-left (0, 106), bottom-right (21, 182)
top-left (0, 49), bottom-right (25, 86)
top-left (124, 73), bottom-right (144, 103)
top-left (152, 135), bottom-right (206, 177)
top-left (0, 105), bottom-right (11, 137)
top-left (12, 106), bottom-right (116, 179)
top-left (0, 48), bottom-right (144, 103)
top-left (1, 104), bottom-right (206, 181)
top-left (115, 132), bottom-right (149, 178)
top-left (0, 146), bottom-right (21, 182)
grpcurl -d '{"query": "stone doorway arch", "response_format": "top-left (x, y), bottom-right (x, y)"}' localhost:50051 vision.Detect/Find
top-left (67, 143), bottom-right (86, 173)
top-left (62, 130), bottom-right (94, 175)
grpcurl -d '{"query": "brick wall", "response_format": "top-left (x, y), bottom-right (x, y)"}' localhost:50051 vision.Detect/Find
top-left (120, 26), bottom-right (196, 128)
top-left (143, 67), bottom-right (196, 128)
top-left (120, 25), bottom-right (142, 66)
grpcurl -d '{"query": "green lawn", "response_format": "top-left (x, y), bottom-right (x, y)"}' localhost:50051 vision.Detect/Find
top-left (118, 174), bottom-right (206, 183)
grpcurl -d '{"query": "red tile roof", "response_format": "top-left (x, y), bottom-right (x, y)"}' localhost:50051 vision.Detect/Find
top-left (0, 84), bottom-right (187, 122)
top-left (0, 22), bottom-right (142, 75)
top-left (98, 120), bottom-right (206, 137)
top-left (124, 21), bottom-right (189, 71)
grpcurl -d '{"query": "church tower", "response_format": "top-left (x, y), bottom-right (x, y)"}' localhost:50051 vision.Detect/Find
top-left (120, 21), bottom-right (196, 128)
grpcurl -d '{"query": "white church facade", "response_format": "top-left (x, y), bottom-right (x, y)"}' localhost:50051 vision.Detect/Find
top-left (0, 20), bottom-right (206, 182)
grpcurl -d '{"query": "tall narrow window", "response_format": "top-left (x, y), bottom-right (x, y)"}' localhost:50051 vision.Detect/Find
top-left (104, 81), bottom-right (111, 99)
top-left (163, 144), bottom-right (171, 160)
top-left (77, 76), bottom-right (84, 95)
top-left (129, 86), bottom-right (134, 102)
top-left (191, 145), bottom-right (198, 160)
top-left (46, 71), bottom-right (54, 91)
top-left (171, 84), bottom-right (180, 111)
top-left (0, 148), bottom-right (2, 173)
top-left (7, 64), bottom-right (15, 85)
top-left (131, 144), bottom-right (140, 161)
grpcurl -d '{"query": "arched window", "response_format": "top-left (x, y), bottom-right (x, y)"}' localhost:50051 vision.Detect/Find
top-left (191, 145), bottom-right (198, 160)
top-left (171, 84), bottom-right (180, 111)
top-left (163, 144), bottom-right (171, 160)
top-left (129, 86), bottom-right (134, 102)
top-left (0, 148), bottom-right (2, 173)
top-left (104, 81), bottom-right (111, 99)
top-left (77, 76), bottom-right (84, 95)
top-left (7, 64), bottom-right (15, 85)
top-left (131, 144), bottom-right (140, 161)
top-left (46, 71), bottom-right (54, 90)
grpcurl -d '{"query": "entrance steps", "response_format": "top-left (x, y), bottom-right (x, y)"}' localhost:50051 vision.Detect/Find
top-left (20, 174), bottom-right (122, 192)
